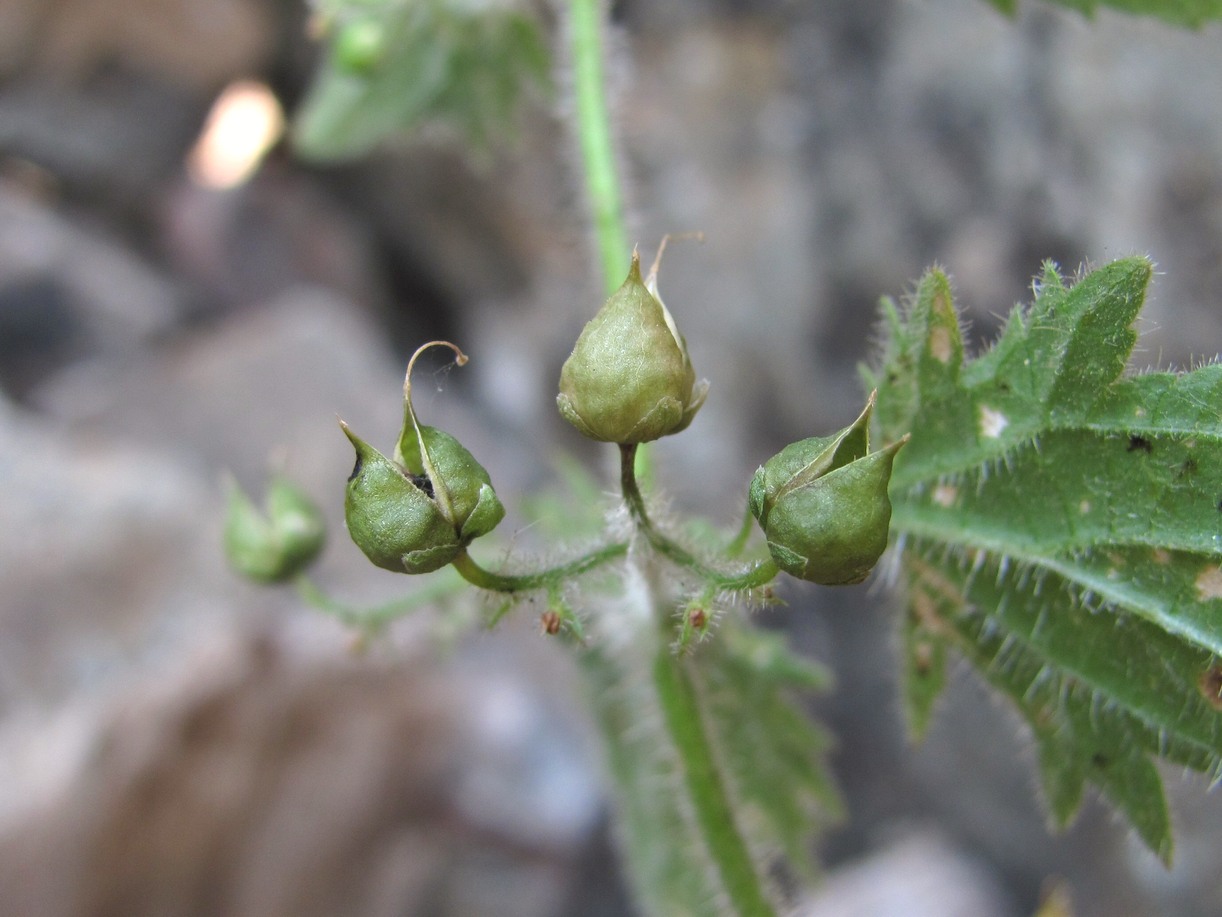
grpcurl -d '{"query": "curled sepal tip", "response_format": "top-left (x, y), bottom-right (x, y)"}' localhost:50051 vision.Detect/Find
top-left (750, 393), bottom-right (908, 585)
top-left (342, 342), bottom-right (504, 575)
top-left (224, 474), bottom-right (325, 583)
top-left (557, 250), bottom-right (708, 444)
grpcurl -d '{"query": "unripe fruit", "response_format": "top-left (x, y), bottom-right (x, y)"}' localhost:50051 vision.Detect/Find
top-left (749, 394), bottom-right (907, 585)
top-left (342, 342), bottom-right (504, 574)
top-left (557, 252), bottom-right (708, 444)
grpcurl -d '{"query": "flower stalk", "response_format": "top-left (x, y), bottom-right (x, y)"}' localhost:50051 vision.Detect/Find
top-left (568, 0), bottom-right (629, 295)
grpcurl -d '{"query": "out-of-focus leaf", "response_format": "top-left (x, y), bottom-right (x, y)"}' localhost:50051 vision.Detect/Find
top-left (983, 0), bottom-right (1222, 27)
top-left (583, 620), bottom-right (839, 914)
top-left (295, 0), bottom-right (550, 161)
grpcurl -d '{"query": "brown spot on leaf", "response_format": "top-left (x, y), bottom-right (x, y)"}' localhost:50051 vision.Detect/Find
top-left (1195, 566), bottom-right (1222, 602)
top-left (929, 325), bottom-right (953, 364)
top-left (1199, 666), bottom-right (1222, 712)
top-left (1127, 435), bottom-right (1153, 454)
top-left (932, 484), bottom-right (958, 508)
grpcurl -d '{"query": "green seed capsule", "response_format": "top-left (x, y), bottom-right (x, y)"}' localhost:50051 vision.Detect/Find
top-left (394, 421), bottom-right (505, 545)
top-left (224, 474), bottom-right (326, 583)
top-left (557, 251), bottom-right (708, 444)
top-left (342, 424), bottom-right (463, 573)
top-left (749, 394), bottom-right (907, 585)
top-left (342, 342), bottom-right (505, 575)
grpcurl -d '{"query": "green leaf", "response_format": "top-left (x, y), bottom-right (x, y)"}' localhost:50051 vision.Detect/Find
top-left (582, 642), bottom-right (740, 916)
top-left (695, 627), bottom-right (842, 884)
top-left (581, 621), bottom-right (838, 915)
top-left (983, 0), bottom-right (1222, 27)
top-left (871, 259), bottom-right (1222, 861)
top-left (293, 0), bottom-right (550, 161)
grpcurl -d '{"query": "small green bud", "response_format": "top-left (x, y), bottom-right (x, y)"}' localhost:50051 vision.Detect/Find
top-left (333, 17), bottom-right (387, 74)
top-left (557, 251), bottom-right (708, 444)
top-left (224, 474), bottom-right (326, 583)
top-left (342, 342), bottom-right (505, 574)
top-left (749, 394), bottom-right (908, 585)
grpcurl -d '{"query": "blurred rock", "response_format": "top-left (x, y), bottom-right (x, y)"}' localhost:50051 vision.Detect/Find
top-left (30, 286), bottom-right (398, 482)
top-left (0, 75), bottom-right (207, 211)
top-left (0, 0), bottom-right (275, 90)
top-left (0, 181), bottom-right (185, 400)
top-left (1124, 769), bottom-right (1222, 917)
top-left (0, 627), bottom-right (607, 917)
top-left (798, 829), bottom-right (1017, 917)
top-left (0, 393), bottom-right (220, 708)
top-left (156, 167), bottom-right (386, 315)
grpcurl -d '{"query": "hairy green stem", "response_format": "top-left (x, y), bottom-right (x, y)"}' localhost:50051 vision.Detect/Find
top-left (567, 0), bottom-right (660, 482)
top-left (450, 541), bottom-right (628, 593)
top-left (566, 4), bottom-right (777, 910)
top-left (568, 0), bottom-right (629, 294)
top-left (620, 444), bottom-right (778, 591)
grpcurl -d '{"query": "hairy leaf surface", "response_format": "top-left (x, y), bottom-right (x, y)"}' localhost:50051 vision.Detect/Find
top-left (869, 259), bottom-right (1222, 860)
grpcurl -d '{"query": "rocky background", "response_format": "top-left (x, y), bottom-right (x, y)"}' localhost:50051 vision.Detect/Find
top-left (1, 0), bottom-right (1221, 915)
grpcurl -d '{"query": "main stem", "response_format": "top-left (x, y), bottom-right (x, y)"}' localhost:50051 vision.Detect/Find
top-left (618, 443), bottom-right (779, 916)
top-left (567, 4), bottom-right (778, 912)
top-left (569, 0), bottom-right (629, 295)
